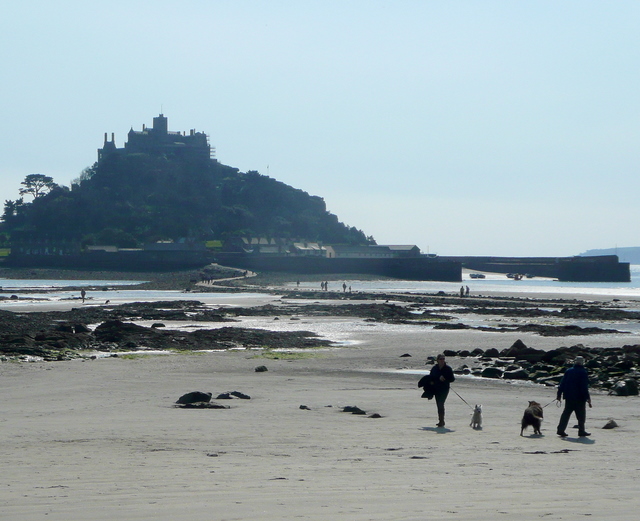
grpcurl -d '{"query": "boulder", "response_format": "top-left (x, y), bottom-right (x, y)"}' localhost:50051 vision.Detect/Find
top-left (176, 391), bottom-right (212, 404)
top-left (503, 368), bottom-right (530, 380)
top-left (501, 339), bottom-right (546, 362)
top-left (481, 367), bottom-right (503, 379)
top-left (484, 348), bottom-right (500, 358)
top-left (610, 379), bottom-right (639, 396)
top-left (602, 419), bottom-right (619, 429)
top-left (255, 365), bottom-right (268, 372)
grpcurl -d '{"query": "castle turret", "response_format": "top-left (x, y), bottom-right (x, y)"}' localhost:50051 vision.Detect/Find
top-left (152, 114), bottom-right (168, 135)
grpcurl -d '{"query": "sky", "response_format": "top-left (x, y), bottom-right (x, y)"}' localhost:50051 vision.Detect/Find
top-left (1, 0), bottom-right (639, 257)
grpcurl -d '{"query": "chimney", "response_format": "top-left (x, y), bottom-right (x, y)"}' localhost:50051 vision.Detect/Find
top-left (104, 132), bottom-right (108, 144)
top-left (111, 132), bottom-right (115, 143)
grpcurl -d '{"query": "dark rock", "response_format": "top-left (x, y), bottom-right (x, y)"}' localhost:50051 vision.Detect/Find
top-left (230, 391), bottom-right (251, 399)
top-left (151, 323), bottom-right (165, 328)
top-left (610, 379), bottom-right (639, 396)
top-left (176, 391), bottom-right (212, 404)
top-left (216, 393), bottom-right (233, 399)
top-left (602, 419), bottom-right (618, 429)
top-left (300, 405), bottom-right (310, 410)
top-left (73, 324), bottom-right (91, 333)
top-left (484, 348), bottom-right (500, 358)
top-left (400, 353), bottom-right (412, 357)
top-left (471, 348), bottom-right (484, 356)
top-left (255, 365), bottom-right (268, 372)
top-left (369, 413), bottom-right (383, 418)
top-left (501, 339), bottom-right (546, 362)
top-left (503, 368), bottom-right (530, 380)
top-left (481, 367), bottom-right (504, 379)
top-left (343, 405), bottom-right (366, 415)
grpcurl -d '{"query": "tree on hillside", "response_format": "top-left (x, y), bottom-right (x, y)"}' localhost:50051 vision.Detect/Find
top-left (19, 174), bottom-right (57, 199)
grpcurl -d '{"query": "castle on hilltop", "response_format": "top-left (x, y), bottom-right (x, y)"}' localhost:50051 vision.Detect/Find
top-left (98, 114), bottom-right (214, 162)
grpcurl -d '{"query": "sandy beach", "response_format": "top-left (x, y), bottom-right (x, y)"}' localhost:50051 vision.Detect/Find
top-left (2, 300), bottom-right (639, 521)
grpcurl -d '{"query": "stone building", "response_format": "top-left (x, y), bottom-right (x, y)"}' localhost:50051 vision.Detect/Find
top-left (98, 114), bottom-right (213, 162)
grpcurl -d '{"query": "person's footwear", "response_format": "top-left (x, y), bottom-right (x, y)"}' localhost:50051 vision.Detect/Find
top-left (578, 431), bottom-right (591, 437)
top-left (436, 421), bottom-right (445, 427)
top-left (557, 431), bottom-right (568, 437)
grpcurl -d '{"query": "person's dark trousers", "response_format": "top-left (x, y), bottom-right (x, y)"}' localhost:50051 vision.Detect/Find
top-left (434, 388), bottom-right (449, 426)
top-left (557, 399), bottom-right (586, 434)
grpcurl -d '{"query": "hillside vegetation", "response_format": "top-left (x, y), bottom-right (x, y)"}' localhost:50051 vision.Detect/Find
top-left (1, 154), bottom-right (371, 248)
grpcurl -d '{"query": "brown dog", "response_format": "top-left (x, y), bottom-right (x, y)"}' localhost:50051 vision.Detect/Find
top-left (520, 401), bottom-right (544, 436)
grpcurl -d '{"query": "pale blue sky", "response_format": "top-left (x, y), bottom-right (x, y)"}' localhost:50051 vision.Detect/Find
top-left (1, 1), bottom-right (639, 256)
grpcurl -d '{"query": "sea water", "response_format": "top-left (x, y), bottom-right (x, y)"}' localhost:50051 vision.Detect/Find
top-left (292, 265), bottom-right (640, 301)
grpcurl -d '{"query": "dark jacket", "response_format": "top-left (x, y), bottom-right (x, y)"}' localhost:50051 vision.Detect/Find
top-left (429, 363), bottom-right (455, 392)
top-left (557, 365), bottom-right (590, 402)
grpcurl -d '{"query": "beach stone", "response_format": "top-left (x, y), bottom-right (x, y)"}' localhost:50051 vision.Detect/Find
top-left (503, 368), bottom-right (530, 380)
top-left (73, 324), bottom-right (91, 333)
top-left (230, 391), bottom-right (251, 399)
top-left (343, 405), bottom-right (366, 415)
top-left (603, 419), bottom-right (619, 429)
top-left (300, 405), bottom-right (310, 410)
top-left (484, 348), bottom-right (500, 358)
top-left (216, 393), bottom-right (233, 400)
top-left (176, 391), bottom-right (212, 404)
top-left (151, 323), bottom-right (165, 328)
top-left (481, 367), bottom-right (504, 379)
top-left (400, 353), bottom-right (412, 357)
top-left (610, 379), bottom-right (639, 396)
top-left (255, 365), bottom-right (268, 372)
top-left (501, 339), bottom-right (546, 362)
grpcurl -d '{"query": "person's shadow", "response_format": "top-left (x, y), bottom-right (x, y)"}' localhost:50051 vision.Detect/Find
top-left (560, 436), bottom-right (596, 445)
top-left (421, 426), bottom-right (454, 433)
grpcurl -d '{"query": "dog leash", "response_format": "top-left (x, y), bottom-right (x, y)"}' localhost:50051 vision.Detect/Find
top-left (451, 388), bottom-right (475, 410)
top-left (542, 399), bottom-right (561, 409)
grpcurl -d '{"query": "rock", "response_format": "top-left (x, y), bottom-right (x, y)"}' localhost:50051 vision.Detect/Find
top-left (501, 339), bottom-right (546, 362)
top-left (503, 368), bottom-right (530, 380)
top-left (484, 348), bottom-right (500, 358)
top-left (176, 391), bottom-right (212, 404)
top-left (610, 379), bottom-right (639, 396)
top-left (400, 353), bottom-right (412, 357)
top-left (602, 419), bottom-right (618, 429)
top-left (230, 391), bottom-right (251, 399)
top-left (151, 323), bottom-right (165, 328)
top-left (481, 367), bottom-right (504, 379)
top-left (255, 365), bottom-right (268, 372)
top-left (216, 393), bottom-right (232, 399)
top-left (343, 405), bottom-right (366, 415)
top-left (369, 413), bottom-right (382, 418)
top-left (299, 405), bottom-right (310, 410)
top-left (73, 324), bottom-right (91, 333)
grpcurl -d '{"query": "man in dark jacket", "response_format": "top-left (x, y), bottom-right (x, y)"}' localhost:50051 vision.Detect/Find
top-left (429, 353), bottom-right (455, 427)
top-left (556, 356), bottom-right (592, 437)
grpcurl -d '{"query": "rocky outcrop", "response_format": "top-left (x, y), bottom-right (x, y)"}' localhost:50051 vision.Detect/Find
top-left (445, 339), bottom-right (640, 394)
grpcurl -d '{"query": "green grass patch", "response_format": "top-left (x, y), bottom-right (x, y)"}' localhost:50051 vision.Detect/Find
top-left (253, 349), bottom-right (324, 360)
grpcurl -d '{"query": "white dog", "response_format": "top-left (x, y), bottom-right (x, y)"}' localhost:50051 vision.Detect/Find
top-left (470, 404), bottom-right (483, 429)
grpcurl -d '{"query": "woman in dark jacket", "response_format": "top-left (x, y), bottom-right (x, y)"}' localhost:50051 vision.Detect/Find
top-left (429, 354), bottom-right (455, 427)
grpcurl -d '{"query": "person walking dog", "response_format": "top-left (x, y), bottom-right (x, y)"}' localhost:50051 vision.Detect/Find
top-left (556, 356), bottom-right (592, 437)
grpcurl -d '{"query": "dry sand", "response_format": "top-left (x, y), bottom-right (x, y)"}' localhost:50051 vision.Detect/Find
top-left (2, 319), bottom-right (639, 521)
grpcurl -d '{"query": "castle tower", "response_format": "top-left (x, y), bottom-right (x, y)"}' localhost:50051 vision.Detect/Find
top-left (152, 114), bottom-right (168, 135)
